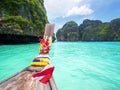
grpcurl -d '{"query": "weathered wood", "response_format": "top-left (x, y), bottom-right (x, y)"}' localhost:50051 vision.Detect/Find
top-left (49, 77), bottom-right (58, 90)
top-left (0, 66), bottom-right (57, 90)
top-left (0, 24), bottom-right (57, 90)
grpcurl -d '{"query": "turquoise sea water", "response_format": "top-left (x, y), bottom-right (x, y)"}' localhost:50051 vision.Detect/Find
top-left (0, 42), bottom-right (120, 90)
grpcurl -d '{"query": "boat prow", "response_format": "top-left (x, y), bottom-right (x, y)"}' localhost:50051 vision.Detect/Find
top-left (0, 66), bottom-right (57, 90)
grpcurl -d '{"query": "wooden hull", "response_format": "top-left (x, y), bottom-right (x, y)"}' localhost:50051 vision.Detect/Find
top-left (0, 66), bottom-right (57, 90)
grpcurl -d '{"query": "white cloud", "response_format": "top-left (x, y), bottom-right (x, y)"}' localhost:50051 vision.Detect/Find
top-left (65, 4), bottom-right (94, 17)
top-left (73, 0), bottom-right (83, 3)
top-left (44, 0), bottom-right (93, 19)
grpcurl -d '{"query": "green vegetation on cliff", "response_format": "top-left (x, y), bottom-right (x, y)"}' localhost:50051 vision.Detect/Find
top-left (0, 0), bottom-right (48, 36)
top-left (56, 21), bottom-right (79, 41)
top-left (0, 0), bottom-right (48, 44)
top-left (56, 18), bottom-right (120, 41)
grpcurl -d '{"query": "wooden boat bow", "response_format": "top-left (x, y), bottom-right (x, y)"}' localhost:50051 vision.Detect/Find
top-left (0, 66), bottom-right (57, 90)
top-left (0, 24), bottom-right (57, 90)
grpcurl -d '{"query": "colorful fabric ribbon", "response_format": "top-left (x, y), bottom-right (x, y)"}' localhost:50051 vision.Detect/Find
top-left (30, 57), bottom-right (50, 66)
top-left (39, 38), bottom-right (52, 54)
top-left (32, 65), bottom-right (54, 84)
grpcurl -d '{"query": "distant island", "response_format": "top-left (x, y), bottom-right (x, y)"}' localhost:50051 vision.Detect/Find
top-left (0, 0), bottom-right (49, 44)
top-left (56, 18), bottom-right (120, 41)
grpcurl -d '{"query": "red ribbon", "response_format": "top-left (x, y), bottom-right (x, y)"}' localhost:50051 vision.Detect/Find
top-left (32, 66), bottom-right (54, 84)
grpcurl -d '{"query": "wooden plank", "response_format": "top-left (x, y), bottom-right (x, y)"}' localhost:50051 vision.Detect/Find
top-left (0, 66), bottom-right (57, 90)
top-left (49, 76), bottom-right (58, 90)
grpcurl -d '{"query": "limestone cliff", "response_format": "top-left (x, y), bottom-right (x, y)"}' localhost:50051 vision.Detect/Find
top-left (0, 0), bottom-right (48, 44)
top-left (56, 18), bottom-right (120, 41)
top-left (56, 21), bottom-right (79, 41)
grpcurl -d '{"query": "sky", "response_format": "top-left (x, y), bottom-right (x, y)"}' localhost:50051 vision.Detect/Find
top-left (44, 0), bottom-right (120, 33)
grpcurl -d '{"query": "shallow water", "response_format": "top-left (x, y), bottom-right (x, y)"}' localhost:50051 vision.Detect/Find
top-left (0, 42), bottom-right (120, 90)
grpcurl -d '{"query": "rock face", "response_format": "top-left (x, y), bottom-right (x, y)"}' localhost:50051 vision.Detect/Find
top-left (56, 21), bottom-right (79, 41)
top-left (0, 0), bottom-right (48, 44)
top-left (56, 18), bottom-right (120, 41)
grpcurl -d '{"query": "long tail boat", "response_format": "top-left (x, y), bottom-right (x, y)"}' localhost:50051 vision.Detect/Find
top-left (0, 24), bottom-right (57, 90)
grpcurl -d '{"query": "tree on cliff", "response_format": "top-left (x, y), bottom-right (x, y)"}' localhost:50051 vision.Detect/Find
top-left (56, 18), bottom-right (120, 41)
top-left (56, 21), bottom-right (79, 41)
top-left (0, 0), bottom-right (49, 44)
top-left (0, 0), bottom-right (48, 36)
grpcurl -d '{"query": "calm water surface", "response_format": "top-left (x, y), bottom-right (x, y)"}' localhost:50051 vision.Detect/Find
top-left (0, 42), bottom-right (120, 90)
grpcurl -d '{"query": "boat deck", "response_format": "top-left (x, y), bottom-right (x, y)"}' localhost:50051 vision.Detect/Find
top-left (0, 66), bottom-right (57, 90)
